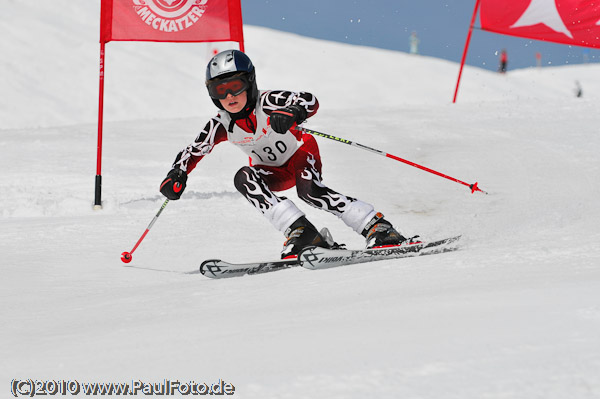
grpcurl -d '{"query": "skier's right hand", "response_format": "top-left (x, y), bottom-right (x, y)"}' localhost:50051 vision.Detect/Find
top-left (160, 168), bottom-right (188, 200)
top-left (270, 104), bottom-right (307, 134)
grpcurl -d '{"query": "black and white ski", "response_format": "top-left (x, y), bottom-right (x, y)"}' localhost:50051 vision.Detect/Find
top-left (200, 258), bottom-right (300, 279)
top-left (298, 236), bottom-right (461, 270)
top-left (199, 236), bottom-right (461, 279)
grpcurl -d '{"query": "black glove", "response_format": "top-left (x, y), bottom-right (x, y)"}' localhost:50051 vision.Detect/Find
top-left (160, 168), bottom-right (188, 200)
top-left (270, 104), bottom-right (307, 134)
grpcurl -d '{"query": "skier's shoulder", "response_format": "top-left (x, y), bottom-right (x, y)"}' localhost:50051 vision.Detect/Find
top-left (194, 113), bottom-right (228, 143)
top-left (260, 89), bottom-right (316, 107)
top-left (214, 110), bottom-right (230, 124)
top-left (261, 89), bottom-right (315, 98)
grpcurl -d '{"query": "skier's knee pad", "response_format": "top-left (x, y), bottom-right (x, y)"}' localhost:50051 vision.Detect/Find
top-left (234, 166), bottom-right (281, 212)
top-left (295, 176), bottom-right (317, 202)
top-left (233, 166), bottom-right (257, 194)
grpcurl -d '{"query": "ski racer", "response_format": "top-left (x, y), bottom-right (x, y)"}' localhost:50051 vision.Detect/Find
top-left (160, 50), bottom-right (409, 259)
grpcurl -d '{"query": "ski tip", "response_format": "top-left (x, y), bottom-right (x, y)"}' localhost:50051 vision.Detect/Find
top-left (200, 259), bottom-right (221, 266)
top-left (199, 259), bottom-right (221, 275)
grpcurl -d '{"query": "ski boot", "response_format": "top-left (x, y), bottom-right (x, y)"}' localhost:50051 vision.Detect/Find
top-left (281, 216), bottom-right (330, 259)
top-left (362, 213), bottom-right (415, 249)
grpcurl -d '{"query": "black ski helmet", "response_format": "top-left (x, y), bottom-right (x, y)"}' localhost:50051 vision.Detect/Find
top-left (205, 50), bottom-right (258, 111)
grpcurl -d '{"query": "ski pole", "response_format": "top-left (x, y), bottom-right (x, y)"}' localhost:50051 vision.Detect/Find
top-left (121, 199), bottom-right (169, 263)
top-left (297, 126), bottom-right (487, 194)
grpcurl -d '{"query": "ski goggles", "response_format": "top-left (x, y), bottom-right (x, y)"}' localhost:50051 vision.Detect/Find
top-left (207, 75), bottom-right (249, 99)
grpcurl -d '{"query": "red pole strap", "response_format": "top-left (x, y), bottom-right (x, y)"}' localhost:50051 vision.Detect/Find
top-left (453, 0), bottom-right (481, 104)
top-left (298, 127), bottom-right (487, 195)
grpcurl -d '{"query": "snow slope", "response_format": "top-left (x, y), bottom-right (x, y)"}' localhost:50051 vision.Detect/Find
top-left (2, 1), bottom-right (600, 398)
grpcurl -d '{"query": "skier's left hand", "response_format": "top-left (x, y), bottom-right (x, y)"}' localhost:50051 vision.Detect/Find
top-left (270, 104), bottom-right (307, 134)
top-left (160, 168), bottom-right (188, 200)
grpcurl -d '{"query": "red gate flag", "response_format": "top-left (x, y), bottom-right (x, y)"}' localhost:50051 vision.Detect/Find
top-left (480, 0), bottom-right (600, 49)
top-left (95, 0), bottom-right (244, 208)
top-left (100, 0), bottom-right (244, 43)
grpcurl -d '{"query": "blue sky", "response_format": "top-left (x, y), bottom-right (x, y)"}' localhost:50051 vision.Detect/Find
top-left (241, 0), bottom-right (600, 71)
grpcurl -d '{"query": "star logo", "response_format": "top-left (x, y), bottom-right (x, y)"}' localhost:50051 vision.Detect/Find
top-left (510, 0), bottom-right (573, 38)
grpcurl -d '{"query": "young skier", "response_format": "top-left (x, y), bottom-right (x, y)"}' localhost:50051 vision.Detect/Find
top-left (160, 50), bottom-right (409, 258)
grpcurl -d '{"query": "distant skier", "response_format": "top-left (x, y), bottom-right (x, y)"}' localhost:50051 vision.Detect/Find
top-left (409, 31), bottom-right (420, 55)
top-left (159, 50), bottom-right (410, 259)
top-left (575, 81), bottom-right (583, 98)
top-left (582, 48), bottom-right (590, 63)
top-left (499, 49), bottom-right (508, 73)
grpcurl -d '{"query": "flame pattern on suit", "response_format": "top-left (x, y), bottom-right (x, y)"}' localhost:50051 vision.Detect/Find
top-left (233, 166), bottom-right (280, 214)
top-left (296, 153), bottom-right (356, 216)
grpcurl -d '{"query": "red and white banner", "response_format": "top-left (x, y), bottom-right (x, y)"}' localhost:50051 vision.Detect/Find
top-left (480, 0), bottom-right (600, 48)
top-left (100, 0), bottom-right (244, 43)
top-left (95, 0), bottom-right (244, 207)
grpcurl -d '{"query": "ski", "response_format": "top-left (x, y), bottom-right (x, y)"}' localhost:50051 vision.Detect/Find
top-left (298, 236), bottom-right (461, 270)
top-left (199, 236), bottom-right (461, 279)
top-left (200, 258), bottom-right (299, 279)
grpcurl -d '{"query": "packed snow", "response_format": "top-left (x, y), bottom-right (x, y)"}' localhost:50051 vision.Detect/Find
top-left (2, 2), bottom-right (600, 398)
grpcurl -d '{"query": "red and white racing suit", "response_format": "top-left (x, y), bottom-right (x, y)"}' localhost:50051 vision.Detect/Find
top-left (171, 90), bottom-right (377, 235)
